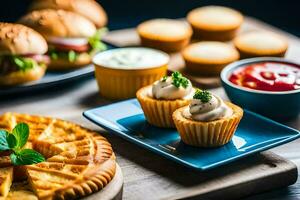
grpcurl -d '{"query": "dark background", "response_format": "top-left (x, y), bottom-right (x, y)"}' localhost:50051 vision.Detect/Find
top-left (1, 0), bottom-right (299, 36)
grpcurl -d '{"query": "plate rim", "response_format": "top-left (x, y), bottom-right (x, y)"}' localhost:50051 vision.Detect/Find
top-left (83, 98), bottom-right (300, 170)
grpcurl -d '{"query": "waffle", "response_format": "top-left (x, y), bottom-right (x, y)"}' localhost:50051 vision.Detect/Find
top-left (0, 113), bottom-right (116, 200)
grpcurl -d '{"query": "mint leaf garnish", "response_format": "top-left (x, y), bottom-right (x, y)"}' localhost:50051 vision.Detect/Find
top-left (0, 123), bottom-right (45, 166)
top-left (0, 130), bottom-right (10, 151)
top-left (12, 123), bottom-right (29, 149)
top-left (10, 149), bottom-right (45, 166)
top-left (171, 71), bottom-right (189, 88)
top-left (193, 89), bottom-right (212, 103)
top-left (6, 133), bottom-right (17, 149)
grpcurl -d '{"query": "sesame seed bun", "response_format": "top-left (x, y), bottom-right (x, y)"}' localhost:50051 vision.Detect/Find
top-left (0, 65), bottom-right (46, 86)
top-left (0, 23), bottom-right (48, 55)
top-left (29, 0), bottom-right (107, 28)
top-left (19, 9), bottom-right (96, 40)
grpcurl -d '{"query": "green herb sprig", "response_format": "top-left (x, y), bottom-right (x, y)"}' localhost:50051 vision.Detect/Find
top-left (193, 89), bottom-right (212, 103)
top-left (162, 75), bottom-right (168, 82)
top-left (170, 71), bottom-right (189, 88)
top-left (0, 123), bottom-right (45, 166)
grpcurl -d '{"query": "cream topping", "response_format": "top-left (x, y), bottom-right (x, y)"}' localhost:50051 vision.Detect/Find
top-left (93, 48), bottom-right (169, 69)
top-left (183, 94), bottom-right (233, 121)
top-left (152, 77), bottom-right (193, 100)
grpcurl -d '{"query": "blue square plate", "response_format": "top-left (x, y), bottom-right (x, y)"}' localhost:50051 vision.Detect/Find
top-left (83, 99), bottom-right (300, 170)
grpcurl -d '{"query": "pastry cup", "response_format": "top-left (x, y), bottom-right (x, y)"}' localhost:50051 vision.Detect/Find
top-left (173, 102), bottom-right (243, 147)
top-left (136, 85), bottom-right (191, 128)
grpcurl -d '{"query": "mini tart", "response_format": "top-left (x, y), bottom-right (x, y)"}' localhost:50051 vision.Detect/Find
top-left (173, 102), bottom-right (243, 147)
top-left (137, 19), bottom-right (193, 52)
top-left (136, 85), bottom-right (191, 128)
top-left (93, 48), bottom-right (169, 100)
top-left (182, 41), bottom-right (240, 76)
top-left (234, 32), bottom-right (288, 58)
top-left (0, 112), bottom-right (116, 200)
top-left (187, 6), bottom-right (243, 41)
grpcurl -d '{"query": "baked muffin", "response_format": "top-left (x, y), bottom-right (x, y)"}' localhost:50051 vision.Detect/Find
top-left (173, 89), bottom-right (243, 147)
top-left (187, 6), bottom-right (244, 41)
top-left (137, 19), bottom-right (193, 52)
top-left (182, 41), bottom-right (240, 76)
top-left (137, 71), bottom-right (194, 128)
top-left (234, 32), bottom-right (288, 58)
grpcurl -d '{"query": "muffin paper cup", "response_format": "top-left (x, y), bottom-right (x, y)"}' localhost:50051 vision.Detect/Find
top-left (173, 102), bottom-right (243, 147)
top-left (139, 36), bottom-right (191, 53)
top-left (137, 86), bottom-right (191, 128)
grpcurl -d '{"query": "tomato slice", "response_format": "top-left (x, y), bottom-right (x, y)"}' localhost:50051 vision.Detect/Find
top-left (23, 54), bottom-right (50, 64)
top-left (50, 43), bottom-right (90, 53)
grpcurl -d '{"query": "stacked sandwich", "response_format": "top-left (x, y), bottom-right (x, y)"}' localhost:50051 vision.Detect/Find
top-left (0, 0), bottom-right (108, 86)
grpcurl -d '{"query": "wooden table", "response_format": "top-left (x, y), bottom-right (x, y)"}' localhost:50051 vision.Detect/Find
top-left (0, 17), bottom-right (299, 199)
top-left (0, 77), bottom-right (298, 200)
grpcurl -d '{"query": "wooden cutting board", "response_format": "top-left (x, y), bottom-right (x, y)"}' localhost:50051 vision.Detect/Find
top-left (103, 17), bottom-right (300, 89)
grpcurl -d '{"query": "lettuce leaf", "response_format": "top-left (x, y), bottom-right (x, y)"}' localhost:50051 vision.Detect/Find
top-left (88, 28), bottom-right (108, 55)
top-left (11, 56), bottom-right (40, 71)
top-left (49, 50), bottom-right (79, 62)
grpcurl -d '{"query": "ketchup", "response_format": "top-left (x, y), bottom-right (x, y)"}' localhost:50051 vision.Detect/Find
top-left (229, 62), bottom-right (300, 92)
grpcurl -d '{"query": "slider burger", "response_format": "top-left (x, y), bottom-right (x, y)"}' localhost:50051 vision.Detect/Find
top-left (19, 9), bottom-right (106, 70)
top-left (0, 23), bottom-right (48, 86)
top-left (29, 0), bottom-right (108, 28)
